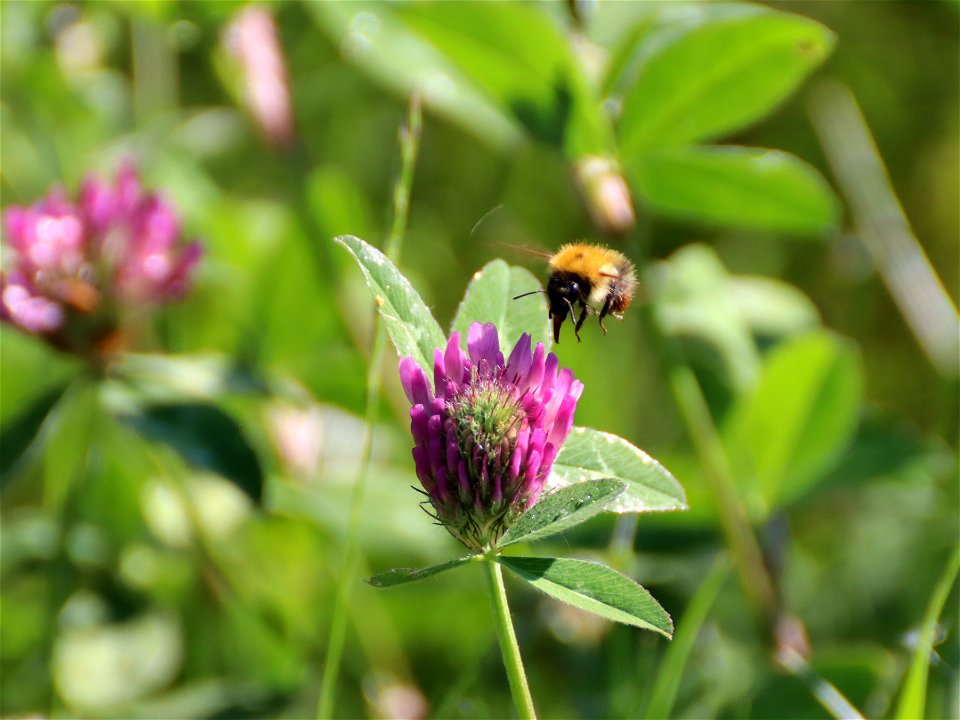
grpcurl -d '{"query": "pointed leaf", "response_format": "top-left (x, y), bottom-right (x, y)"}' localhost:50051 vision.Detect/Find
top-left (367, 556), bottom-right (477, 588)
top-left (628, 146), bottom-right (839, 235)
top-left (498, 479), bottom-right (625, 547)
top-left (120, 402), bottom-right (264, 504)
top-left (452, 259), bottom-right (552, 354)
top-left (619, 11), bottom-right (835, 154)
top-left (1, 382), bottom-right (69, 486)
top-left (552, 428), bottom-right (686, 513)
top-left (336, 235), bottom-right (446, 376)
top-left (497, 556), bottom-right (673, 637)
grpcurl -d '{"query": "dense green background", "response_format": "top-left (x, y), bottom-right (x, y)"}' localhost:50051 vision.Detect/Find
top-left (1, 1), bottom-right (957, 718)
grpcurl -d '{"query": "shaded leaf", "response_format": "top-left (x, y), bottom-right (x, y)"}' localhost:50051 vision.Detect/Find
top-left (498, 479), bottom-right (625, 547)
top-left (724, 331), bottom-right (863, 512)
top-left (1, 382), bottom-right (68, 486)
top-left (452, 259), bottom-right (551, 354)
top-left (122, 403), bottom-right (264, 504)
top-left (619, 11), bottom-right (835, 155)
top-left (729, 275), bottom-right (821, 338)
top-left (628, 146), bottom-right (839, 235)
top-left (336, 235), bottom-right (446, 377)
top-left (367, 556), bottom-right (477, 588)
top-left (497, 556), bottom-right (673, 637)
top-left (552, 428), bottom-right (686, 513)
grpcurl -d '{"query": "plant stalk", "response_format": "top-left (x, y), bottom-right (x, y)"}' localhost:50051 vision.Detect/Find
top-left (316, 94), bottom-right (422, 719)
top-left (484, 557), bottom-right (537, 720)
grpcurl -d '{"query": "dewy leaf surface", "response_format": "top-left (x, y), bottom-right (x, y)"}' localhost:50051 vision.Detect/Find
top-left (367, 556), bottom-right (477, 588)
top-left (498, 479), bottom-right (625, 547)
top-left (552, 428), bottom-right (686, 513)
top-left (619, 11), bottom-right (835, 155)
top-left (452, 259), bottom-right (551, 354)
top-left (336, 235), bottom-right (446, 378)
top-left (498, 556), bottom-right (673, 637)
top-left (628, 146), bottom-right (839, 235)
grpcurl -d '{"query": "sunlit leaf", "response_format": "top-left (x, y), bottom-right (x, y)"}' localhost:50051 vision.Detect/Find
top-left (498, 479), bottom-right (625, 547)
top-left (724, 331), bottom-right (863, 512)
top-left (497, 556), bottom-right (673, 637)
top-left (367, 556), bottom-right (477, 587)
top-left (729, 275), bottom-right (821, 338)
top-left (452, 259), bottom-right (551, 354)
top-left (619, 10), bottom-right (835, 154)
top-left (552, 428), bottom-right (686, 513)
top-left (307, 2), bottom-right (521, 151)
top-left (396, 2), bottom-right (611, 154)
top-left (335, 235), bottom-right (446, 376)
top-left (628, 146), bottom-right (839, 235)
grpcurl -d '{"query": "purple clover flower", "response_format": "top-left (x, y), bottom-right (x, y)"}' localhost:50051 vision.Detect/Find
top-left (399, 323), bottom-right (583, 552)
top-left (1, 163), bottom-right (201, 356)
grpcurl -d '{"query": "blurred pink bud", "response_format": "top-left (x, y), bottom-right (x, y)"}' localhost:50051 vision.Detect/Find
top-left (575, 156), bottom-right (636, 234)
top-left (224, 7), bottom-right (295, 149)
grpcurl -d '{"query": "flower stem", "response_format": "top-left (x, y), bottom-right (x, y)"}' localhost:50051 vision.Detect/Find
top-left (316, 94), bottom-right (422, 720)
top-left (484, 556), bottom-right (537, 720)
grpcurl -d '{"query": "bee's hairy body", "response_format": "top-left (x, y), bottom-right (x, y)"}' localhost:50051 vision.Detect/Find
top-left (546, 243), bottom-right (636, 343)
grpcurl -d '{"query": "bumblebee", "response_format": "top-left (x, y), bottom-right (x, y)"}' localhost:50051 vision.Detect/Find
top-left (515, 242), bottom-right (637, 344)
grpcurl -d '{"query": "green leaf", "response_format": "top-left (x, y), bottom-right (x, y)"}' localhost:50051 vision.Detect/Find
top-left (498, 479), bottom-right (625, 547)
top-left (619, 11), bottom-right (835, 154)
top-left (896, 545), bottom-right (960, 720)
top-left (628, 146), bottom-right (839, 235)
top-left (1, 382), bottom-right (69, 487)
top-left (552, 428), bottom-right (686, 513)
top-left (452, 259), bottom-right (552, 354)
top-left (335, 235), bottom-right (446, 376)
top-left (651, 244), bottom-right (761, 392)
top-left (120, 402), bottom-right (264, 504)
top-left (396, 2), bottom-right (611, 155)
top-left (367, 556), bottom-right (477, 588)
top-left (728, 275), bottom-right (821, 338)
top-left (724, 331), bottom-right (863, 513)
top-left (497, 556), bottom-right (673, 637)
top-left (306, 2), bottom-right (521, 151)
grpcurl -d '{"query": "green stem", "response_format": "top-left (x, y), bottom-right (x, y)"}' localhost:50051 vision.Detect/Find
top-left (668, 364), bottom-right (777, 625)
top-left (316, 95), bottom-right (422, 720)
top-left (484, 557), bottom-right (537, 720)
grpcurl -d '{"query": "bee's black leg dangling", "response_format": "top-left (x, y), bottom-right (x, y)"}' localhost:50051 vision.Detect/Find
top-left (574, 303), bottom-right (589, 342)
top-left (597, 297), bottom-right (613, 335)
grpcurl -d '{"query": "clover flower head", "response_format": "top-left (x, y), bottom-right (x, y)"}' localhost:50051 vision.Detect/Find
top-left (1, 162), bottom-right (201, 356)
top-left (399, 323), bottom-right (583, 552)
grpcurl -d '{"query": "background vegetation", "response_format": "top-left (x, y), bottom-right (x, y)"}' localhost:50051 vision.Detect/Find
top-left (1, 1), bottom-right (957, 718)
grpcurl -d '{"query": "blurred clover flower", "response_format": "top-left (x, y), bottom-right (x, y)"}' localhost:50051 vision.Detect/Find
top-left (399, 322), bottom-right (583, 552)
top-left (1, 163), bottom-right (201, 357)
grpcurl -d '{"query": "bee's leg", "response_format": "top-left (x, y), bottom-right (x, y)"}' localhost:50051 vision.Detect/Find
top-left (597, 297), bottom-right (613, 335)
top-left (574, 303), bottom-right (589, 341)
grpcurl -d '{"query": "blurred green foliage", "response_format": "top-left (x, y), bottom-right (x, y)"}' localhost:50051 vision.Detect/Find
top-left (1, 1), bottom-right (957, 718)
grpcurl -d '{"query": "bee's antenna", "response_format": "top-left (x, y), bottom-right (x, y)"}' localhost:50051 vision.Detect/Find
top-left (470, 204), bottom-right (505, 238)
top-left (513, 289), bottom-right (545, 300)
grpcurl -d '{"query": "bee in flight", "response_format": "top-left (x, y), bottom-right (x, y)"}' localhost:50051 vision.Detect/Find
top-left (514, 242), bottom-right (637, 344)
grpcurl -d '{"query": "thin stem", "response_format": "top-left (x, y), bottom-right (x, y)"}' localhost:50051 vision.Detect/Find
top-left (667, 364), bottom-right (778, 626)
top-left (484, 557), bottom-right (537, 720)
top-left (316, 94), bottom-right (422, 720)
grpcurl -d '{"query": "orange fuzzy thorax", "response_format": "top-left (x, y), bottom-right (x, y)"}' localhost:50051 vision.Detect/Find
top-left (548, 243), bottom-right (636, 311)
